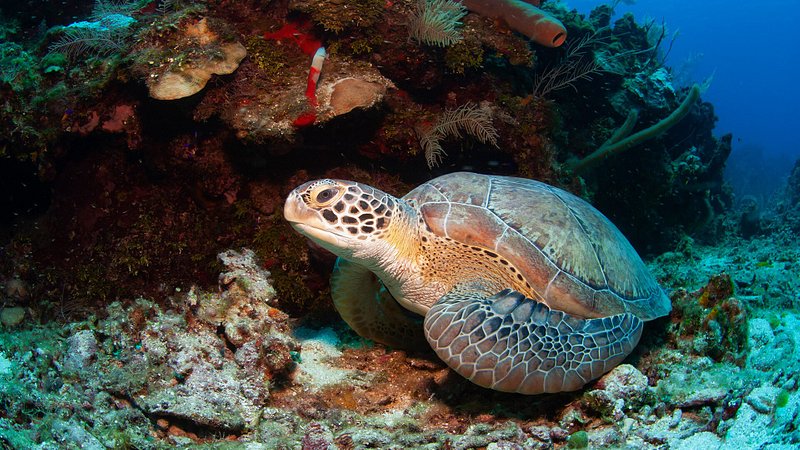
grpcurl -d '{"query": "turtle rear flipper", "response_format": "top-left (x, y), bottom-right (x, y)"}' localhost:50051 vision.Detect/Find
top-left (423, 289), bottom-right (643, 394)
top-left (331, 258), bottom-right (427, 349)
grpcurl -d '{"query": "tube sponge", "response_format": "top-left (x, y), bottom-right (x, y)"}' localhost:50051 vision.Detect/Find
top-left (568, 84), bottom-right (702, 174)
top-left (461, 0), bottom-right (567, 47)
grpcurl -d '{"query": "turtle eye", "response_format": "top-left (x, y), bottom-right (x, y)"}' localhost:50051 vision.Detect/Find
top-left (315, 187), bottom-right (339, 205)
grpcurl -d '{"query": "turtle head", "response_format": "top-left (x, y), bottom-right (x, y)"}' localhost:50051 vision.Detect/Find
top-left (284, 179), bottom-right (413, 263)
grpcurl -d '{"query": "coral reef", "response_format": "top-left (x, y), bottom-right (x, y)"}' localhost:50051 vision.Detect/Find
top-left (2, 240), bottom-right (799, 448)
top-left (765, 158), bottom-right (800, 235)
top-left (546, 14), bottom-right (730, 252)
top-left (0, 0), bottom-right (790, 448)
top-left (1, 249), bottom-right (296, 446)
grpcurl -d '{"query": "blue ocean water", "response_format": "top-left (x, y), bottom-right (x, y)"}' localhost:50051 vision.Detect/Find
top-left (568, 0), bottom-right (800, 201)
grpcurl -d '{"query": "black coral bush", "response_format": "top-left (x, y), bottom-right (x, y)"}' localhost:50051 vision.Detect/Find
top-left (48, 25), bottom-right (130, 61)
top-left (417, 103), bottom-right (499, 168)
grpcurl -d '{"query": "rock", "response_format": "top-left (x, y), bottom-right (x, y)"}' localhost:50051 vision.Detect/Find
top-left (668, 408), bottom-right (682, 428)
top-left (585, 389), bottom-right (624, 420)
top-left (217, 248), bottom-right (277, 305)
top-left (671, 431), bottom-right (722, 450)
top-left (586, 364), bottom-right (651, 419)
top-left (301, 422), bottom-right (335, 450)
top-left (292, 327), bottom-right (355, 391)
top-left (586, 427), bottom-right (622, 448)
top-left (137, 363), bottom-right (260, 432)
top-left (348, 428), bottom-right (392, 448)
top-left (745, 384), bottom-right (780, 414)
top-left (655, 355), bottom-right (744, 409)
top-left (558, 407), bottom-right (587, 431)
top-left (550, 427), bottom-right (569, 442)
top-left (487, 441), bottom-right (524, 450)
top-left (621, 417), bottom-right (635, 435)
top-left (748, 318), bottom-right (794, 372)
top-left (674, 387), bottom-right (728, 408)
top-left (453, 423), bottom-right (524, 449)
top-left (748, 318), bottom-right (775, 347)
top-left (51, 419), bottom-right (104, 450)
top-left (194, 249), bottom-right (287, 349)
top-left (63, 329), bottom-right (98, 373)
top-left (724, 403), bottom-right (777, 447)
top-left (4, 276), bottom-right (28, 299)
top-left (527, 425), bottom-right (551, 442)
top-left (595, 364), bottom-right (650, 402)
top-left (102, 259), bottom-right (290, 435)
top-left (0, 352), bottom-right (12, 375)
top-left (0, 306), bottom-right (26, 327)
top-left (711, 370), bottom-right (798, 447)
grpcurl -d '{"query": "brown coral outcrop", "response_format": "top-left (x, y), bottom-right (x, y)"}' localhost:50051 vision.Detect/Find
top-left (328, 78), bottom-right (387, 116)
top-left (146, 18), bottom-right (247, 100)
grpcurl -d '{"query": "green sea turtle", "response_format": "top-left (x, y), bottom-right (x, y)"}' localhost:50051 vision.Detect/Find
top-left (284, 172), bottom-right (671, 394)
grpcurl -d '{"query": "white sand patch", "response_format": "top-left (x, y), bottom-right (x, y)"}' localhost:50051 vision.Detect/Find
top-left (0, 352), bottom-right (11, 375)
top-left (293, 327), bottom-right (353, 390)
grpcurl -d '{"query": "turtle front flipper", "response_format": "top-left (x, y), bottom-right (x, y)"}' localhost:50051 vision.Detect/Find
top-left (423, 289), bottom-right (643, 394)
top-left (331, 258), bottom-right (427, 349)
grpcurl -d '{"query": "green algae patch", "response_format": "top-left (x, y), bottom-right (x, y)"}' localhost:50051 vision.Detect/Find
top-left (445, 38), bottom-right (485, 75)
top-left (244, 36), bottom-right (288, 81)
top-left (567, 430), bottom-right (589, 448)
top-left (776, 389), bottom-right (791, 409)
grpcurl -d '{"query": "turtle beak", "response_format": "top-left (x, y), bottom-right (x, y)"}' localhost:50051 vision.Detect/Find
top-left (283, 189), bottom-right (309, 226)
top-left (284, 189), bottom-right (350, 255)
top-left (283, 190), bottom-right (323, 238)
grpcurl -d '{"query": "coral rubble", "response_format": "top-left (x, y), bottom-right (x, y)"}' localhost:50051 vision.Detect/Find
top-left (2, 240), bottom-right (798, 448)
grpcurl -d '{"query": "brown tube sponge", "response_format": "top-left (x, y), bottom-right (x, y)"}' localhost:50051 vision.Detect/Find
top-left (461, 0), bottom-right (567, 47)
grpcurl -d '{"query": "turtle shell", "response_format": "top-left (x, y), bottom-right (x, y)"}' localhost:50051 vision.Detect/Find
top-left (405, 172), bottom-right (670, 320)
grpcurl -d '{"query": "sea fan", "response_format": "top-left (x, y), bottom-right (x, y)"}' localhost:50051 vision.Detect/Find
top-left (408, 0), bottom-right (467, 47)
top-left (418, 103), bottom-right (499, 168)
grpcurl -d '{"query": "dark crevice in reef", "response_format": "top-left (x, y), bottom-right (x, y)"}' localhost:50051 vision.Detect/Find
top-left (217, 323), bottom-right (240, 356)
